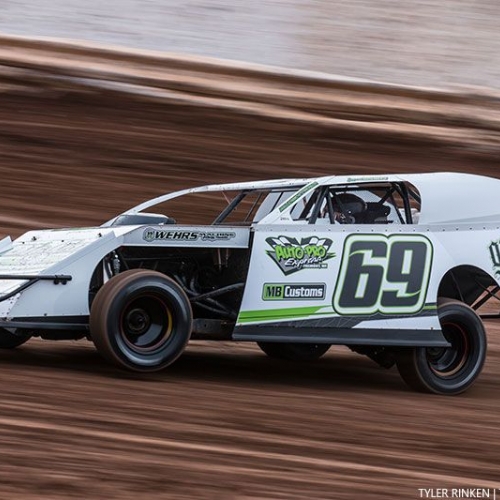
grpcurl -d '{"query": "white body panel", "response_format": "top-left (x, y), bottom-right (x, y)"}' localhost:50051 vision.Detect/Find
top-left (0, 225), bottom-right (250, 320)
top-left (237, 222), bottom-right (500, 329)
top-left (0, 228), bottom-right (128, 318)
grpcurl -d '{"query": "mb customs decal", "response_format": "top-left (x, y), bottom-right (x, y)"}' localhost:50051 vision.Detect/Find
top-left (262, 283), bottom-right (326, 301)
top-left (143, 228), bottom-right (236, 243)
top-left (489, 239), bottom-right (500, 276)
top-left (266, 236), bottom-right (335, 275)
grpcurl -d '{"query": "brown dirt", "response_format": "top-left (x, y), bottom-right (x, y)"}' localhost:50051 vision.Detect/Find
top-left (0, 90), bottom-right (499, 499)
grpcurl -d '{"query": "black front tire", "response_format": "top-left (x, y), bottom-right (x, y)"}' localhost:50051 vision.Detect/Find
top-left (90, 269), bottom-right (192, 372)
top-left (0, 328), bottom-right (31, 349)
top-left (257, 342), bottom-right (331, 361)
top-left (396, 299), bottom-right (486, 395)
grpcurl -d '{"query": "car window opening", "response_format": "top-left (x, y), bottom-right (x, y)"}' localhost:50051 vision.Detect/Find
top-left (289, 182), bottom-right (421, 225)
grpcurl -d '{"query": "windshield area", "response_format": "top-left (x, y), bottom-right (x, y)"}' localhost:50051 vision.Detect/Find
top-left (138, 187), bottom-right (303, 226)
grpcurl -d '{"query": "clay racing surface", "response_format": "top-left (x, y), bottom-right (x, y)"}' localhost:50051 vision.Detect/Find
top-left (0, 90), bottom-right (499, 498)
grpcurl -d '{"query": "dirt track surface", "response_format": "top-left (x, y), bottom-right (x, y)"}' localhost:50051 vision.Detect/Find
top-left (1, 337), bottom-right (500, 499)
top-left (0, 90), bottom-right (499, 498)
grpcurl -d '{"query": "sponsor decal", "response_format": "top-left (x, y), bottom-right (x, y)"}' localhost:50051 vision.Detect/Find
top-left (489, 239), bottom-right (500, 276)
top-left (143, 228), bottom-right (236, 243)
top-left (266, 235), bottom-right (335, 275)
top-left (263, 283), bottom-right (326, 301)
top-left (346, 176), bottom-right (389, 183)
top-left (278, 182), bottom-right (319, 212)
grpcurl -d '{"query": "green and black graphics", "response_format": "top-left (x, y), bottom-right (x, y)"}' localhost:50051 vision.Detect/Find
top-left (489, 239), bottom-right (500, 277)
top-left (333, 234), bottom-right (433, 315)
top-left (266, 236), bottom-right (336, 275)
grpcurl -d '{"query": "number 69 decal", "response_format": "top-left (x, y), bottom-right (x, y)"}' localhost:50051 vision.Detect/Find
top-left (333, 234), bottom-right (433, 315)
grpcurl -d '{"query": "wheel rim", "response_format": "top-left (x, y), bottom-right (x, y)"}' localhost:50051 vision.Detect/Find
top-left (120, 294), bottom-right (173, 353)
top-left (427, 321), bottom-right (470, 377)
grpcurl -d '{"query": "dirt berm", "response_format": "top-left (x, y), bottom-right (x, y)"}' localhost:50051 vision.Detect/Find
top-left (0, 37), bottom-right (498, 499)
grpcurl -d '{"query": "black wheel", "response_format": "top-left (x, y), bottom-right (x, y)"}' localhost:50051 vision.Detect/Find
top-left (90, 269), bottom-right (192, 372)
top-left (0, 328), bottom-right (31, 349)
top-left (396, 299), bottom-right (486, 394)
top-left (257, 342), bottom-right (331, 361)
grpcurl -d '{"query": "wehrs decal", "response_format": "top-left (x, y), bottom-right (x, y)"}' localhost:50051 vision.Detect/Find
top-left (143, 228), bottom-right (236, 242)
top-left (266, 236), bottom-right (335, 275)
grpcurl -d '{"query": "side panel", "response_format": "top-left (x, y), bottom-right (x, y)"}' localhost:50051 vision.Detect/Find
top-left (234, 223), bottom-right (499, 346)
top-left (0, 229), bottom-right (125, 319)
top-left (1, 225), bottom-right (251, 321)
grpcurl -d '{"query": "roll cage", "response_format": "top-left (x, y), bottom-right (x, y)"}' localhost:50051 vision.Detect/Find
top-left (212, 181), bottom-right (421, 225)
top-left (120, 180), bottom-right (421, 227)
top-left (287, 181), bottom-right (420, 225)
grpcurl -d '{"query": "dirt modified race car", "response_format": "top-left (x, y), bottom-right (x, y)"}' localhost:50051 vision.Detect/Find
top-left (0, 172), bottom-right (498, 394)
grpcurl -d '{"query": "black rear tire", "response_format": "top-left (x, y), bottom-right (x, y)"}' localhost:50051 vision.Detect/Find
top-left (257, 342), bottom-right (331, 361)
top-left (396, 299), bottom-right (486, 395)
top-left (0, 328), bottom-right (31, 349)
top-left (90, 269), bottom-right (192, 372)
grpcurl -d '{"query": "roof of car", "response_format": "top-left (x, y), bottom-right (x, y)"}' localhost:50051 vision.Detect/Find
top-left (401, 172), bottom-right (500, 224)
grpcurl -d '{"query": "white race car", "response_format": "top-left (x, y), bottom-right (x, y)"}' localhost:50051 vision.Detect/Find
top-left (0, 172), bottom-right (497, 394)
